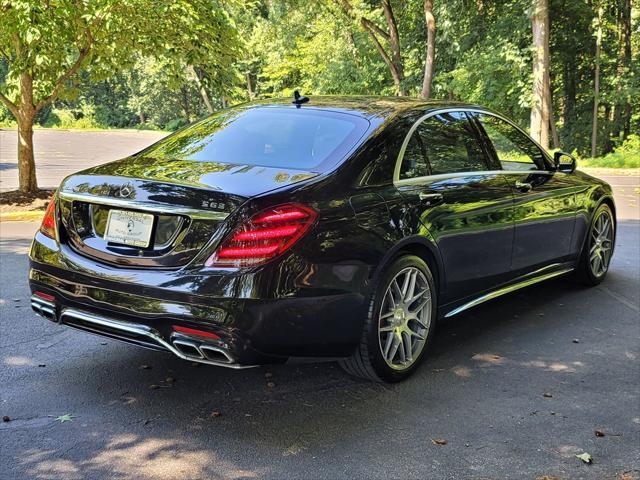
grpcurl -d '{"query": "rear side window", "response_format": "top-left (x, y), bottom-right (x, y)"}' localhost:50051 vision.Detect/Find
top-left (142, 107), bottom-right (369, 172)
top-left (400, 132), bottom-right (430, 179)
top-left (477, 113), bottom-right (546, 171)
top-left (399, 111), bottom-right (488, 179)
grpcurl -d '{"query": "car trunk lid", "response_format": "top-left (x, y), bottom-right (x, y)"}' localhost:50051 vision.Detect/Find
top-left (57, 158), bottom-right (318, 268)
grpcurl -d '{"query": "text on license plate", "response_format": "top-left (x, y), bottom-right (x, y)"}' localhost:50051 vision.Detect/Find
top-left (104, 209), bottom-right (154, 248)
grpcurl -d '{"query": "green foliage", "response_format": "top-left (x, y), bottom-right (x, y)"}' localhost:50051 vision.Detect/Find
top-left (578, 135), bottom-right (640, 168)
top-left (1, 0), bottom-right (637, 160)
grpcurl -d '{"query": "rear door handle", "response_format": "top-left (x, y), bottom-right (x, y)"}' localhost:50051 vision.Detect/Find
top-left (514, 181), bottom-right (532, 193)
top-left (418, 192), bottom-right (444, 206)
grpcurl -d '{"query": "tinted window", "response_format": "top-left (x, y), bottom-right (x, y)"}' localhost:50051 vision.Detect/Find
top-left (399, 131), bottom-right (430, 179)
top-left (400, 112), bottom-right (488, 179)
top-left (142, 107), bottom-right (369, 171)
top-left (478, 114), bottom-right (546, 171)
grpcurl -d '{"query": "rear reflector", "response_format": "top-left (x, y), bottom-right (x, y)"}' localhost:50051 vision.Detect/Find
top-left (173, 325), bottom-right (221, 340)
top-left (33, 291), bottom-right (55, 302)
top-left (206, 203), bottom-right (317, 267)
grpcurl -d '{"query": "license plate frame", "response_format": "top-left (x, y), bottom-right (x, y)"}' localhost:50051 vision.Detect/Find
top-left (104, 209), bottom-right (155, 248)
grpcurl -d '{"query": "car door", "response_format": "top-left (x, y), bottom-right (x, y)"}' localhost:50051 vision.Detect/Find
top-left (474, 112), bottom-right (577, 274)
top-left (394, 110), bottom-right (515, 304)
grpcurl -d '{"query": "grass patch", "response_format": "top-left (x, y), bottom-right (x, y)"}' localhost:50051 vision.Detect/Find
top-left (577, 135), bottom-right (640, 169)
top-left (0, 211), bottom-right (44, 222)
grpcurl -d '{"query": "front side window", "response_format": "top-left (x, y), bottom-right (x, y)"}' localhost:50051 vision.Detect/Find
top-left (477, 114), bottom-right (546, 171)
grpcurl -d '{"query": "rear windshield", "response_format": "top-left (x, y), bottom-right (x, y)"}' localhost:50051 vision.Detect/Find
top-left (142, 107), bottom-right (370, 171)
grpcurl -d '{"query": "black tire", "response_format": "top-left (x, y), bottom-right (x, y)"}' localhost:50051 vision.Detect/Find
top-left (575, 203), bottom-right (615, 286)
top-left (339, 255), bottom-right (437, 382)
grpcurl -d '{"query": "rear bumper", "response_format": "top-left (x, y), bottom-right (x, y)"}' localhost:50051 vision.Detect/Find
top-left (29, 232), bottom-right (371, 367)
top-left (31, 295), bottom-right (249, 368)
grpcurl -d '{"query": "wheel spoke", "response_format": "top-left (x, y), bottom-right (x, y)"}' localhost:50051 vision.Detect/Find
top-left (407, 324), bottom-right (426, 341)
top-left (380, 311), bottom-right (395, 320)
top-left (405, 271), bottom-right (417, 302)
top-left (409, 296), bottom-right (430, 316)
top-left (403, 332), bottom-right (413, 363)
top-left (400, 271), bottom-right (411, 300)
top-left (391, 279), bottom-right (402, 303)
top-left (386, 289), bottom-right (396, 309)
top-left (388, 334), bottom-right (401, 362)
top-left (383, 331), bottom-right (394, 358)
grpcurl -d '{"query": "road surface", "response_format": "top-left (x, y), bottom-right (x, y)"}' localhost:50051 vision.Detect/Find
top-left (0, 131), bottom-right (638, 479)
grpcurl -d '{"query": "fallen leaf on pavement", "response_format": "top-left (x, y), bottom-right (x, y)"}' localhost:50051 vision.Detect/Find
top-left (55, 413), bottom-right (74, 423)
top-left (431, 438), bottom-right (447, 445)
top-left (576, 452), bottom-right (593, 464)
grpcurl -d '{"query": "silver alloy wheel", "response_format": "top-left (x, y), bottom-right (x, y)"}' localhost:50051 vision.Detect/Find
top-left (378, 267), bottom-right (431, 370)
top-left (589, 209), bottom-right (614, 278)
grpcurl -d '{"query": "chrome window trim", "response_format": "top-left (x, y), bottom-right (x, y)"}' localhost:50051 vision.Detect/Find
top-left (393, 169), bottom-right (554, 187)
top-left (392, 107), bottom-right (554, 185)
top-left (59, 191), bottom-right (229, 221)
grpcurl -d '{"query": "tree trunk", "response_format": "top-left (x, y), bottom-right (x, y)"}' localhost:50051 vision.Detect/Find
top-left (190, 66), bottom-right (214, 114)
top-left (591, 4), bottom-right (603, 158)
top-left (381, 0), bottom-right (406, 96)
top-left (562, 60), bottom-right (576, 139)
top-left (246, 72), bottom-right (255, 100)
top-left (421, 0), bottom-right (436, 98)
top-left (530, 0), bottom-right (550, 149)
top-left (17, 116), bottom-right (38, 193)
top-left (615, 0), bottom-right (632, 140)
top-left (180, 86), bottom-right (192, 122)
top-left (16, 73), bottom-right (38, 193)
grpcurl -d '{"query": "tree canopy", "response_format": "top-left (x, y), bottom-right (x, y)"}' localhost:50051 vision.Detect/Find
top-left (1, 0), bottom-right (638, 192)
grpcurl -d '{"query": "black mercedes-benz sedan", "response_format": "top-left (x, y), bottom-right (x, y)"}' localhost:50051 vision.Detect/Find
top-left (29, 96), bottom-right (616, 382)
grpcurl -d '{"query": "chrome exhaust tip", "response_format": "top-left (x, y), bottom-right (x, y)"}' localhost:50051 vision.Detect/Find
top-left (170, 337), bottom-right (234, 364)
top-left (31, 295), bottom-right (57, 322)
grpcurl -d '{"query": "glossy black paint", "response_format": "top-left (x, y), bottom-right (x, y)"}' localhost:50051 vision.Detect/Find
top-left (29, 96), bottom-right (616, 366)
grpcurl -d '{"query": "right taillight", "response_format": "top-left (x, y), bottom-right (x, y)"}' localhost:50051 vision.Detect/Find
top-left (206, 203), bottom-right (318, 268)
top-left (40, 191), bottom-right (58, 240)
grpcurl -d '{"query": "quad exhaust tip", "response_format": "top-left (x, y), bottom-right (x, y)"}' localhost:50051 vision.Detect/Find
top-left (31, 294), bottom-right (56, 322)
top-left (171, 338), bottom-right (234, 364)
top-left (31, 302), bottom-right (256, 369)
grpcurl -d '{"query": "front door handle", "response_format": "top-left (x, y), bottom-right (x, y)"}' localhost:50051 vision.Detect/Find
top-left (514, 181), bottom-right (533, 193)
top-left (418, 192), bottom-right (444, 206)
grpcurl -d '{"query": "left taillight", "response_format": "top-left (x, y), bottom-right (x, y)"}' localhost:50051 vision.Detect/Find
top-left (206, 203), bottom-right (318, 268)
top-left (39, 191), bottom-right (58, 240)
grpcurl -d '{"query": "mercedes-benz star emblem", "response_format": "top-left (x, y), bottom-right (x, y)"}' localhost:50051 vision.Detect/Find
top-left (117, 185), bottom-right (132, 198)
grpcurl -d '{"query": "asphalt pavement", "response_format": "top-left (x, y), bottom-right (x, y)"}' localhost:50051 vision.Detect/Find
top-left (0, 139), bottom-right (639, 478)
top-left (0, 129), bottom-right (167, 191)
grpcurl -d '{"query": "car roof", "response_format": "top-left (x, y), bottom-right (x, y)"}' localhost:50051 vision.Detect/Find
top-left (241, 96), bottom-right (484, 121)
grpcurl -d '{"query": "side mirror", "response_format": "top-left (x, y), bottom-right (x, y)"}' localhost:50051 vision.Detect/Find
top-left (554, 151), bottom-right (576, 173)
